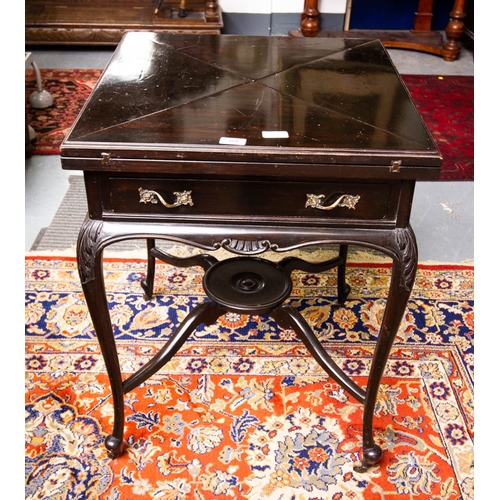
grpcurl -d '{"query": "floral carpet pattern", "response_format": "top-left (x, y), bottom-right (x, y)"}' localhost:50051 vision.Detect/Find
top-left (25, 70), bottom-right (473, 180)
top-left (25, 69), bottom-right (102, 155)
top-left (25, 256), bottom-right (474, 499)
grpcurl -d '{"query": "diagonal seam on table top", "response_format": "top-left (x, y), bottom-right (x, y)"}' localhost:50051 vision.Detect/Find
top-left (65, 38), bottom-right (382, 141)
top-left (66, 82), bottom-right (430, 152)
top-left (64, 36), bottom-right (437, 155)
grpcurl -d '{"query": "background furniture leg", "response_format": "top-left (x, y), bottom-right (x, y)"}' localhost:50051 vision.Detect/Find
top-left (205, 0), bottom-right (219, 21)
top-left (442, 0), bottom-right (467, 61)
top-left (179, 0), bottom-right (186, 18)
top-left (300, 0), bottom-right (319, 37)
top-left (413, 0), bottom-right (434, 32)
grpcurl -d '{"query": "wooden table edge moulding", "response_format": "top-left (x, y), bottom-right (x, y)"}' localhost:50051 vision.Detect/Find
top-left (61, 32), bottom-right (442, 473)
top-left (294, 0), bottom-right (468, 61)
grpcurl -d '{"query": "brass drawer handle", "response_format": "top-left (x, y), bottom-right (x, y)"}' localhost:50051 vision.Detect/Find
top-left (139, 188), bottom-right (194, 208)
top-left (305, 193), bottom-right (360, 211)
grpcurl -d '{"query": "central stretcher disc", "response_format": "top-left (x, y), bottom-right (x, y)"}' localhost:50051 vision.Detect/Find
top-left (202, 257), bottom-right (292, 314)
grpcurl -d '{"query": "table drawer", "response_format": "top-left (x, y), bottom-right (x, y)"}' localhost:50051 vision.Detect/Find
top-left (105, 177), bottom-right (395, 222)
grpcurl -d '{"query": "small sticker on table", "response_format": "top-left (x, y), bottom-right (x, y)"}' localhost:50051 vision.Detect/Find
top-left (220, 137), bottom-right (247, 146)
top-left (262, 131), bottom-right (289, 138)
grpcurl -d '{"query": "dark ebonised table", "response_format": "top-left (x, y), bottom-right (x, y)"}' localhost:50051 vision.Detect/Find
top-left (61, 32), bottom-right (441, 472)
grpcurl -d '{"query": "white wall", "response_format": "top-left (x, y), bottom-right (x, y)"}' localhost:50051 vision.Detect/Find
top-left (218, 1), bottom-right (347, 14)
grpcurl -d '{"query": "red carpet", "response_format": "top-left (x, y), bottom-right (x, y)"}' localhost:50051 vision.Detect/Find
top-left (26, 257), bottom-right (474, 499)
top-left (25, 69), bottom-right (473, 181)
top-left (401, 75), bottom-right (473, 181)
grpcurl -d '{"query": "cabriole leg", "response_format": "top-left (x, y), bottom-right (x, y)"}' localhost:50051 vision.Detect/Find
top-left (354, 228), bottom-right (418, 472)
top-left (77, 218), bottom-right (126, 458)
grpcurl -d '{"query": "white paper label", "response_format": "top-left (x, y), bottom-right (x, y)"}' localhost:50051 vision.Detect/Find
top-left (262, 131), bottom-right (289, 138)
top-left (219, 137), bottom-right (247, 146)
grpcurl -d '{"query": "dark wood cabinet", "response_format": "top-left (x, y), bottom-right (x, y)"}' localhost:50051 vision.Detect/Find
top-left (25, 0), bottom-right (222, 45)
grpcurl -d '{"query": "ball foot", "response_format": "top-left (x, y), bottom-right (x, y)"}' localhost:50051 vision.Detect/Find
top-left (353, 444), bottom-right (383, 473)
top-left (105, 435), bottom-right (126, 458)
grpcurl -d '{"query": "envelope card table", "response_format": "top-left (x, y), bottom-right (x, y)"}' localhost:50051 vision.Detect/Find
top-left (61, 32), bottom-right (441, 472)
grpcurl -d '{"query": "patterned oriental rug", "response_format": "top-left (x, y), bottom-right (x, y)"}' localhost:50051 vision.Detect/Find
top-left (25, 256), bottom-right (474, 499)
top-left (25, 69), bottom-right (473, 181)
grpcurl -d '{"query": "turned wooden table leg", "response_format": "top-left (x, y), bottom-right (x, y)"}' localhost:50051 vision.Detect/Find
top-left (179, 0), bottom-right (187, 18)
top-left (442, 0), bottom-right (467, 61)
top-left (300, 0), bottom-right (320, 37)
top-left (413, 0), bottom-right (434, 32)
top-left (205, 0), bottom-right (219, 21)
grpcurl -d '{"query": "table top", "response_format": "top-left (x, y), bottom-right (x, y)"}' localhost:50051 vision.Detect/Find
top-left (62, 32), bottom-right (441, 176)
